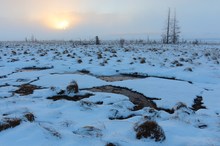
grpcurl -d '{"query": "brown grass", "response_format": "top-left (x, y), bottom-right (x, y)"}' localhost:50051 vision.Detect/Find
top-left (0, 118), bottom-right (21, 132)
top-left (24, 112), bottom-right (35, 122)
top-left (14, 84), bottom-right (41, 96)
top-left (135, 121), bottom-right (166, 142)
top-left (47, 93), bottom-right (94, 101)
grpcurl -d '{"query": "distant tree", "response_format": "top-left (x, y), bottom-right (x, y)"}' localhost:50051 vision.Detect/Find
top-left (162, 8), bottom-right (171, 44)
top-left (192, 39), bottom-right (199, 45)
top-left (170, 10), bottom-right (181, 44)
top-left (119, 38), bottom-right (125, 48)
top-left (162, 8), bottom-right (181, 44)
top-left (31, 34), bottom-right (35, 42)
top-left (95, 36), bottom-right (100, 45)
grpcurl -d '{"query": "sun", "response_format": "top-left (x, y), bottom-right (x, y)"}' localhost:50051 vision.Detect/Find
top-left (43, 15), bottom-right (71, 30)
top-left (43, 13), bottom-right (80, 30)
top-left (55, 20), bottom-right (69, 30)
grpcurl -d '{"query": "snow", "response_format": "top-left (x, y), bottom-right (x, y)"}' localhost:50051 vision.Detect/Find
top-left (0, 41), bottom-right (220, 146)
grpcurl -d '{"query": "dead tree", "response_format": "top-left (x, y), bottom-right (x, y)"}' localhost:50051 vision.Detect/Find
top-left (170, 10), bottom-right (181, 44)
top-left (162, 8), bottom-right (181, 44)
top-left (162, 8), bottom-right (171, 44)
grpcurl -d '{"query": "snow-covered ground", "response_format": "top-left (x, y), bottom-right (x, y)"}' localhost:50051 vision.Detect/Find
top-left (0, 41), bottom-right (220, 146)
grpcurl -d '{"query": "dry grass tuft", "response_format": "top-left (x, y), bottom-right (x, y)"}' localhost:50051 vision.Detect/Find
top-left (66, 80), bottom-right (79, 94)
top-left (24, 112), bottom-right (35, 122)
top-left (135, 121), bottom-right (166, 142)
top-left (0, 118), bottom-right (21, 132)
top-left (14, 84), bottom-right (41, 96)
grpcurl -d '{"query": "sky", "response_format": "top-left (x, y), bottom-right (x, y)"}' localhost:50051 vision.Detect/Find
top-left (0, 0), bottom-right (220, 41)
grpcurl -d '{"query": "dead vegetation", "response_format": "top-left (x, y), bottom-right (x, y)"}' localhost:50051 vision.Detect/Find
top-left (135, 121), bottom-right (166, 142)
top-left (14, 84), bottom-right (43, 96)
top-left (0, 118), bottom-right (21, 132)
top-left (47, 93), bottom-right (94, 101)
top-left (20, 66), bottom-right (53, 72)
top-left (66, 80), bottom-right (79, 94)
top-left (24, 112), bottom-right (35, 122)
top-left (40, 124), bottom-right (61, 139)
top-left (191, 96), bottom-right (206, 111)
top-left (0, 112), bottom-right (36, 132)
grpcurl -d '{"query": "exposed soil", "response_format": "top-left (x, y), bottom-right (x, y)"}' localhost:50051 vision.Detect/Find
top-left (82, 85), bottom-right (157, 109)
top-left (47, 93), bottom-right (94, 101)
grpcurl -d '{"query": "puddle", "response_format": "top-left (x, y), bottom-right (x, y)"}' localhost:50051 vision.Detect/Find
top-left (50, 71), bottom-right (147, 82)
top-left (50, 71), bottom-right (193, 84)
top-left (121, 72), bottom-right (193, 84)
top-left (82, 85), bottom-right (158, 110)
top-left (98, 75), bottom-right (143, 82)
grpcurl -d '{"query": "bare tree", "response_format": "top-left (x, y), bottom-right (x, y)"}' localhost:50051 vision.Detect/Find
top-left (166, 8), bottom-right (171, 44)
top-left (170, 10), bottom-right (181, 44)
top-left (119, 38), bottom-right (125, 48)
top-left (162, 8), bottom-right (171, 44)
top-left (162, 8), bottom-right (181, 44)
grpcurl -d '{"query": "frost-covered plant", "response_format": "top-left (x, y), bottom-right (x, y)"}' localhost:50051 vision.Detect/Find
top-left (66, 80), bottom-right (79, 94)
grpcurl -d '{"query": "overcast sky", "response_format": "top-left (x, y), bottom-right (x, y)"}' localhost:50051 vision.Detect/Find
top-left (0, 0), bottom-right (219, 41)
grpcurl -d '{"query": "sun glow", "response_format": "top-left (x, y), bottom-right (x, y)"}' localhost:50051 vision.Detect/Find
top-left (55, 20), bottom-right (69, 30)
top-left (43, 13), bottom-right (79, 30)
